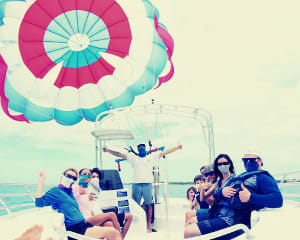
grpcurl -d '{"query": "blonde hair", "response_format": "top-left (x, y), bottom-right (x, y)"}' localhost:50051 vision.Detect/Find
top-left (62, 168), bottom-right (78, 177)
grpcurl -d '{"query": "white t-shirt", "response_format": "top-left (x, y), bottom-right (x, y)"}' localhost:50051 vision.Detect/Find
top-left (126, 152), bottom-right (160, 183)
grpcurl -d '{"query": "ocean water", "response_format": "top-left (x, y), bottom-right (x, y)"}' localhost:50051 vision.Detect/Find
top-left (0, 183), bottom-right (299, 216)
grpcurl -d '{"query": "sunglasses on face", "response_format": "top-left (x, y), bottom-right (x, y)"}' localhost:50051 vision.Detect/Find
top-left (92, 176), bottom-right (99, 178)
top-left (217, 162), bottom-right (230, 166)
top-left (242, 158), bottom-right (259, 163)
top-left (65, 174), bottom-right (77, 181)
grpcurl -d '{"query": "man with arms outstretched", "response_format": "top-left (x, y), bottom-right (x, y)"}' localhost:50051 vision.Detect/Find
top-left (103, 143), bottom-right (182, 233)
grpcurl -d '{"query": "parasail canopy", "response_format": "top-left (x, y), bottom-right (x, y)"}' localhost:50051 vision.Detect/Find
top-left (0, 0), bottom-right (174, 125)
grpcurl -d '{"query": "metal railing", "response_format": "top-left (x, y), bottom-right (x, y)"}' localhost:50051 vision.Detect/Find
top-left (0, 182), bottom-right (53, 216)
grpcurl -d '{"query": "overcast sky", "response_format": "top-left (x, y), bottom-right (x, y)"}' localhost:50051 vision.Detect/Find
top-left (1, 0), bottom-right (300, 185)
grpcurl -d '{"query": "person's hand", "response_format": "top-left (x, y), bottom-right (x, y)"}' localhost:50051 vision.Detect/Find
top-left (222, 185), bottom-right (237, 198)
top-left (102, 146), bottom-right (108, 152)
top-left (239, 183), bottom-right (251, 203)
top-left (88, 193), bottom-right (94, 201)
top-left (177, 144), bottom-right (182, 150)
top-left (37, 169), bottom-right (46, 182)
top-left (202, 182), bottom-right (210, 190)
top-left (79, 186), bottom-right (86, 195)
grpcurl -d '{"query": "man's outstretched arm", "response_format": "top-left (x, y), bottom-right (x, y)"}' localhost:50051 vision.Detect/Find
top-left (103, 147), bottom-right (127, 160)
top-left (159, 144), bottom-right (182, 158)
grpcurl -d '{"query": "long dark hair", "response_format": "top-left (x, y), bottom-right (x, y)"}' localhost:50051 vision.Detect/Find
top-left (79, 168), bottom-right (91, 175)
top-left (91, 167), bottom-right (102, 179)
top-left (186, 186), bottom-right (197, 200)
top-left (213, 154), bottom-right (235, 181)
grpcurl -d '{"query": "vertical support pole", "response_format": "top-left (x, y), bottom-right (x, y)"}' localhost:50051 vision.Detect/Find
top-left (153, 166), bottom-right (160, 204)
top-left (95, 138), bottom-right (99, 168)
top-left (95, 139), bottom-right (103, 169)
top-left (99, 140), bottom-right (103, 169)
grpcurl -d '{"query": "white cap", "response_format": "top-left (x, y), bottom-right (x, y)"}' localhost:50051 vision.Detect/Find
top-left (244, 149), bottom-right (262, 158)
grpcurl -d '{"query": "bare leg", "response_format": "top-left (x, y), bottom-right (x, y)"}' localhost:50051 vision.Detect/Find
top-left (103, 221), bottom-right (114, 227)
top-left (187, 216), bottom-right (198, 225)
top-left (85, 226), bottom-right (122, 240)
top-left (15, 225), bottom-right (53, 240)
top-left (87, 212), bottom-right (121, 232)
top-left (146, 204), bottom-right (152, 233)
top-left (184, 223), bottom-right (202, 238)
top-left (185, 209), bottom-right (196, 223)
top-left (121, 213), bottom-right (133, 238)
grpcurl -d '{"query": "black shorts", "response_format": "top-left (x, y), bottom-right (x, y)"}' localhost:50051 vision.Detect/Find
top-left (102, 207), bottom-right (125, 227)
top-left (66, 221), bottom-right (93, 239)
top-left (117, 213), bottom-right (125, 227)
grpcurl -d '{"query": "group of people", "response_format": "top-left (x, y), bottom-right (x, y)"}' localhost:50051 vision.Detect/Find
top-left (184, 151), bottom-right (283, 239)
top-left (23, 142), bottom-right (182, 240)
top-left (16, 146), bottom-right (283, 240)
top-left (35, 167), bottom-right (132, 240)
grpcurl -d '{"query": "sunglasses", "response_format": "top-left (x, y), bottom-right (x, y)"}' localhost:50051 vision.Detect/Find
top-left (242, 158), bottom-right (259, 163)
top-left (65, 174), bottom-right (77, 181)
top-left (92, 176), bottom-right (99, 178)
top-left (217, 162), bottom-right (230, 166)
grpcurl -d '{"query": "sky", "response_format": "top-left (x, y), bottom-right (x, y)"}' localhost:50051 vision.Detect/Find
top-left (1, 0), bottom-right (300, 185)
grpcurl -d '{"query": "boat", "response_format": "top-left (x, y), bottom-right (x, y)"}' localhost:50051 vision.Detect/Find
top-left (0, 105), bottom-right (299, 240)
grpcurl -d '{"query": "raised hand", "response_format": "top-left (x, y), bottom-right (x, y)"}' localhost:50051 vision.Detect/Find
top-left (239, 183), bottom-right (251, 203)
top-left (37, 169), bottom-right (46, 182)
top-left (222, 185), bottom-right (237, 198)
top-left (202, 182), bottom-right (210, 190)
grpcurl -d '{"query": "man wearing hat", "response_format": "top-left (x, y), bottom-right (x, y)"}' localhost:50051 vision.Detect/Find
top-left (103, 143), bottom-right (182, 233)
top-left (222, 150), bottom-right (283, 228)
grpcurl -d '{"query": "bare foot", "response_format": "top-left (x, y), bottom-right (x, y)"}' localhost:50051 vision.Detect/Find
top-left (15, 225), bottom-right (43, 240)
top-left (147, 228), bottom-right (152, 233)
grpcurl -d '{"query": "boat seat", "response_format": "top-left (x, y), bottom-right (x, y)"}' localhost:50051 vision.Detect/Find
top-left (66, 231), bottom-right (105, 240)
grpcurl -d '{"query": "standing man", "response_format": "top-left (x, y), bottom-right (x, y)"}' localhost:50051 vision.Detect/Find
top-left (103, 143), bottom-right (182, 233)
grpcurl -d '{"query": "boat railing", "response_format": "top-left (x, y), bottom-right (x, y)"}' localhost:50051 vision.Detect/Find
top-left (0, 182), bottom-right (53, 216)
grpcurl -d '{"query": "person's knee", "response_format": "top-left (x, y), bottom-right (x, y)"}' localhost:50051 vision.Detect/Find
top-left (104, 221), bottom-right (114, 227)
top-left (186, 210), bottom-right (192, 218)
top-left (126, 213), bottom-right (133, 221)
top-left (107, 211), bottom-right (116, 218)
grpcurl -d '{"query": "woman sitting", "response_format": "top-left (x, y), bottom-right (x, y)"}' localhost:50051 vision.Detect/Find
top-left (184, 154), bottom-right (236, 238)
top-left (73, 168), bottom-right (123, 235)
top-left (89, 167), bottom-right (133, 238)
top-left (35, 168), bottom-right (122, 240)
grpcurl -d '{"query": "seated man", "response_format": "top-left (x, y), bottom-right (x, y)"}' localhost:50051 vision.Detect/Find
top-left (222, 150), bottom-right (283, 228)
top-left (35, 168), bottom-right (122, 240)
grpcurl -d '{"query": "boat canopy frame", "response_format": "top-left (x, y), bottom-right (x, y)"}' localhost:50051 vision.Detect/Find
top-left (92, 104), bottom-right (215, 169)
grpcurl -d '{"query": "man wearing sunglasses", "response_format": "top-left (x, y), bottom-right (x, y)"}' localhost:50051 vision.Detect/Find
top-left (222, 150), bottom-right (283, 230)
top-left (103, 143), bottom-right (182, 233)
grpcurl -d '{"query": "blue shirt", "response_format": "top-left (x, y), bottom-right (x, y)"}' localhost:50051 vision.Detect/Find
top-left (35, 187), bottom-right (85, 228)
top-left (235, 172), bottom-right (283, 227)
top-left (212, 175), bottom-right (236, 225)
